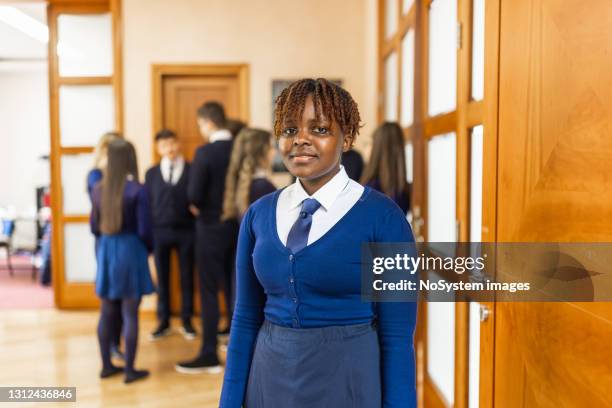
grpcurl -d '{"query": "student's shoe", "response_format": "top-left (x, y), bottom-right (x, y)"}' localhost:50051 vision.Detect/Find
top-left (179, 321), bottom-right (197, 340)
top-left (175, 354), bottom-right (222, 374)
top-left (149, 322), bottom-right (171, 341)
top-left (110, 345), bottom-right (125, 362)
top-left (100, 365), bottom-right (124, 379)
top-left (124, 369), bottom-right (149, 384)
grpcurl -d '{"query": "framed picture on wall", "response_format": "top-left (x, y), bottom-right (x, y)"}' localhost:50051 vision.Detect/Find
top-left (270, 79), bottom-right (343, 172)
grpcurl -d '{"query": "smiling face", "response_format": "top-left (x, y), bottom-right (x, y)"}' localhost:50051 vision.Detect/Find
top-left (278, 94), bottom-right (353, 194)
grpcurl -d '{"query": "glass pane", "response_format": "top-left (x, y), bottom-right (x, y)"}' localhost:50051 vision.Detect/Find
top-left (403, 0), bottom-right (415, 14)
top-left (427, 302), bottom-right (455, 405)
top-left (64, 223), bottom-right (96, 282)
top-left (59, 85), bottom-right (115, 147)
top-left (469, 302), bottom-right (481, 408)
top-left (385, 0), bottom-right (398, 39)
top-left (470, 126), bottom-right (483, 242)
top-left (62, 153), bottom-right (95, 215)
top-left (57, 13), bottom-right (113, 77)
top-left (385, 52), bottom-right (398, 121)
top-left (400, 29), bottom-right (415, 127)
top-left (405, 142), bottom-right (413, 184)
top-left (428, 0), bottom-right (457, 116)
top-left (471, 0), bottom-right (485, 100)
top-left (427, 133), bottom-right (456, 241)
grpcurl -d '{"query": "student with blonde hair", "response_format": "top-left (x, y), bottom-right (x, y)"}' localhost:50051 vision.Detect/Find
top-left (221, 128), bottom-right (277, 222)
top-left (87, 131), bottom-right (121, 198)
top-left (87, 131), bottom-right (123, 362)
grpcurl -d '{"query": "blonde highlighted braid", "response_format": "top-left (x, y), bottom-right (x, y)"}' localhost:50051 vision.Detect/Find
top-left (221, 128), bottom-right (272, 221)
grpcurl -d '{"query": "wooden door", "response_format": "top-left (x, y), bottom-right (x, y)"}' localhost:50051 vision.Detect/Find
top-left (48, 0), bottom-right (123, 309)
top-left (151, 64), bottom-right (249, 316)
top-left (494, 0), bottom-right (612, 406)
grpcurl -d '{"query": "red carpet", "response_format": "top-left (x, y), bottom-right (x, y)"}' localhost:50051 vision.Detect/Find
top-left (0, 256), bottom-right (53, 309)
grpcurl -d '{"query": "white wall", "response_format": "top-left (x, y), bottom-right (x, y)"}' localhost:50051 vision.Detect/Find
top-left (0, 70), bottom-right (50, 216)
top-left (123, 0), bottom-right (378, 172)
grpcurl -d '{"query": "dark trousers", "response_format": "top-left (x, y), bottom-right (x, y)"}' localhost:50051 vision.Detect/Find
top-left (153, 227), bottom-right (195, 324)
top-left (196, 220), bottom-right (238, 356)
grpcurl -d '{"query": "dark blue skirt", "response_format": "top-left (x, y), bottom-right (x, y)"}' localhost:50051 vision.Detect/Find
top-left (245, 320), bottom-right (381, 408)
top-left (95, 233), bottom-right (155, 300)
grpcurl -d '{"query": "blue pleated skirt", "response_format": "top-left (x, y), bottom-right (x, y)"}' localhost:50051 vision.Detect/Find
top-left (245, 320), bottom-right (381, 408)
top-left (95, 233), bottom-right (155, 300)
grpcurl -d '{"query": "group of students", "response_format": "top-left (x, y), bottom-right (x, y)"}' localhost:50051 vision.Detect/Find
top-left (88, 78), bottom-right (417, 407)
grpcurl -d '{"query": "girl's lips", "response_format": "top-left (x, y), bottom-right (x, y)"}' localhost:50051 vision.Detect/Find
top-left (291, 155), bottom-right (318, 164)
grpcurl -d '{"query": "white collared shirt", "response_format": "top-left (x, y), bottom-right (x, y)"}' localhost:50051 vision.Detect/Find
top-left (276, 166), bottom-right (364, 246)
top-left (160, 156), bottom-right (185, 185)
top-left (209, 129), bottom-right (233, 143)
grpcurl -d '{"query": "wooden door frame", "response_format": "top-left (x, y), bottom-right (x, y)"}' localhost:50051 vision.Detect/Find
top-left (150, 63), bottom-right (249, 161)
top-left (48, 0), bottom-right (124, 309)
top-left (378, 0), bottom-right (500, 406)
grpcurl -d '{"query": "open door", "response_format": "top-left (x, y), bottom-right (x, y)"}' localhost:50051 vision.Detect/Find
top-left (493, 0), bottom-right (612, 406)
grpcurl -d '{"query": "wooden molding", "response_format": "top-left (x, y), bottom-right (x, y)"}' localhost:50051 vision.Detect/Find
top-left (150, 63), bottom-right (250, 162)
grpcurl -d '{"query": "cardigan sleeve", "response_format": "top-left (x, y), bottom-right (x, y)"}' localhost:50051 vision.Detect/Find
top-left (220, 206), bottom-right (266, 408)
top-left (375, 206), bottom-right (418, 408)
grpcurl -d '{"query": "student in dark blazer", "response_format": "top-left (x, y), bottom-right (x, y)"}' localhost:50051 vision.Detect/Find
top-left (176, 101), bottom-right (239, 373)
top-left (145, 129), bottom-right (196, 341)
top-left (220, 79), bottom-right (417, 407)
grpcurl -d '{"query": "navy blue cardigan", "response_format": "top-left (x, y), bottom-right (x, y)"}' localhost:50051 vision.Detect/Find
top-left (220, 186), bottom-right (417, 407)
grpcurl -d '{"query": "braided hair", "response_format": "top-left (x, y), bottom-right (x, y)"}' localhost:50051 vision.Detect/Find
top-left (273, 78), bottom-right (362, 146)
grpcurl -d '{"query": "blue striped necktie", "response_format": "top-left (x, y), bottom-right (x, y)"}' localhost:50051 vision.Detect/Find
top-left (286, 198), bottom-right (321, 253)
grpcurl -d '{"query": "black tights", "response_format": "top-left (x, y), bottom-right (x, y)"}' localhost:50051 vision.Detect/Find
top-left (98, 298), bottom-right (141, 373)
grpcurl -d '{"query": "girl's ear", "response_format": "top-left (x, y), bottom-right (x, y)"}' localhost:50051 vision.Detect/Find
top-left (342, 134), bottom-right (354, 152)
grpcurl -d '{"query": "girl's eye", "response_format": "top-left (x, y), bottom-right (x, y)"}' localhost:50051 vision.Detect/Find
top-left (282, 127), bottom-right (297, 136)
top-left (313, 127), bottom-right (329, 135)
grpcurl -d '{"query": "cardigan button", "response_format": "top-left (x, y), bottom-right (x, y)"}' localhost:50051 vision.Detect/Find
top-left (289, 277), bottom-right (294, 284)
top-left (289, 254), bottom-right (294, 262)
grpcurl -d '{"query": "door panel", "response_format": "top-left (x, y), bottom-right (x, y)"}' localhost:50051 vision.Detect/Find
top-left (162, 76), bottom-right (240, 161)
top-left (495, 0), bottom-right (612, 406)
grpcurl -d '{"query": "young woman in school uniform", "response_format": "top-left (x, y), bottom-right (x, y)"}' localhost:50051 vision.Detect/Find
top-left (220, 78), bottom-right (417, 407)
top-left (361, 122), bottom-right (412, 215)
top-left (90, 139), bottom-right (154, 384)
top-left (87, 131), bottom-right (124, 362)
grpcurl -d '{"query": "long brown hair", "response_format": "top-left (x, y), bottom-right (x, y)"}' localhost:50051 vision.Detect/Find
top-left (361, 122), bottom-right (408, 197)
top-left (93, 131), bottom-right (121, 169)
top-left (99, 139), bottom-right (139, 234)
top-left (221, 128), bottom-right (272, 221)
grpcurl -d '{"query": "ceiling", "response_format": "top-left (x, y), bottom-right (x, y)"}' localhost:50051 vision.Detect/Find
top-left (0, 3), bottom-right (47, 71)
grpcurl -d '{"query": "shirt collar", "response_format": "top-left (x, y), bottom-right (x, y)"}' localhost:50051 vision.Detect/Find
top-left (161, 155), bottom-right (184, 168)
top-left (209, 129), bottom-right (232, 143)
top-left (289, 166), bottom-right (350, 211)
